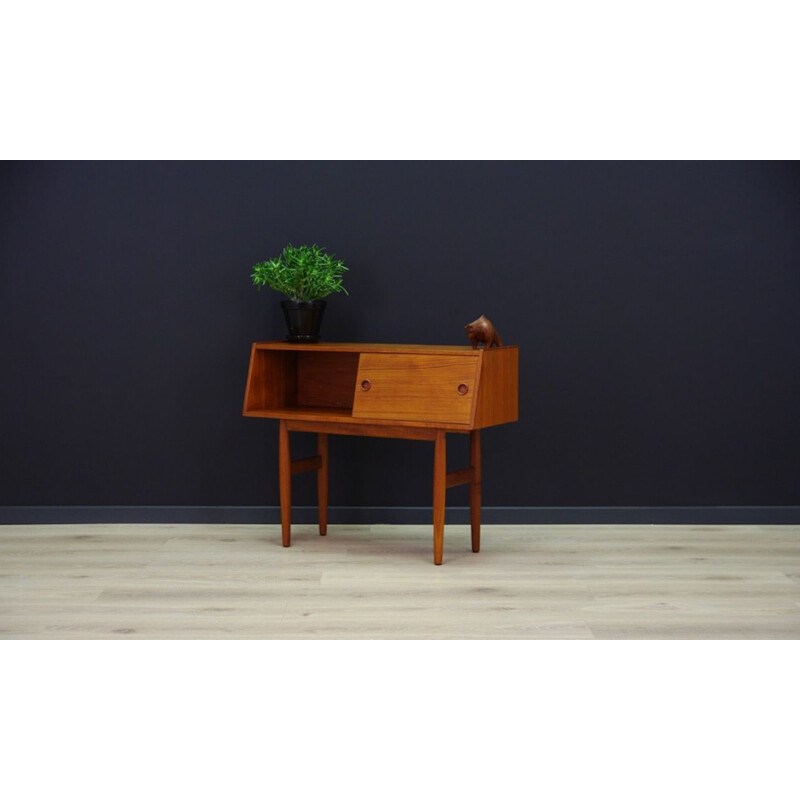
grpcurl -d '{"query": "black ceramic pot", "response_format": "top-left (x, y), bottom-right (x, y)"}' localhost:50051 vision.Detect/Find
top-left (281, 300), bottom-right (326, 343)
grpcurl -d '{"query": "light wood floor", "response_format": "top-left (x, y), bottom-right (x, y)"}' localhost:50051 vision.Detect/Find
top-left (1, 523), bottom-right (799, 639)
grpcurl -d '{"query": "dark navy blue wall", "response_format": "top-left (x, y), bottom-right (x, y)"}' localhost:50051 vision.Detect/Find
top-left (1, 162), bottom-right (799, 518)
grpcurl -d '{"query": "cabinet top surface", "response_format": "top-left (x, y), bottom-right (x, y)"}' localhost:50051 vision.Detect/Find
top-left (253, 341), bottom-right (517, 355)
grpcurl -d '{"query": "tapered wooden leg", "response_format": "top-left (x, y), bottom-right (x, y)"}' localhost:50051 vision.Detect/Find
top-left (433, 429), bottom-right (446, 565)
top-left (317, 433), bottom-right (328, 535)
top-left (470, 429), bottom-right (481, 553)
top-left (278, 419), bottom-right (291, 547)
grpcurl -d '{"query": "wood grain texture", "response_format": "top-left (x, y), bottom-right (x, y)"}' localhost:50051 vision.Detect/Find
top-left (285, 418), bottom-right (440, 440)
top-left (243, 342), bottom-right (519, 565)
top-left (290, 455), bottom-right (322, 475)
top-left (352, 353), bottom-right (479, 425)
top-left (446, 467), bottom-right (474, 489)
top-left (278, 420), bottom-right (291, 547)
top-left (242, 343), bottom-right (518, 432)
top-left (433, 431), bottom-right (446, 565)
top-left (317, 433), bottom-right (328, 536)
top-left (254, 342), bottom-right (482, 355)
top-left (473, 346), bottom-right (519, 428)
top-left (470, 430), bottom-right (481, 553)
top-left (296, 351), bottom-right (359, 409)
top-left (243, 347), bottom-right (297, 413)
top-left (251, 407), bottom-right (473, 430)
top-left (1, 524), bottom-right (798, 639)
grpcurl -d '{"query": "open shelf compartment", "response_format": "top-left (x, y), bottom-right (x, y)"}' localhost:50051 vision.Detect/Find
top-left (243, 347), bottom-right (360, 417)
top-left (243, 342), bottom-right (518, 429)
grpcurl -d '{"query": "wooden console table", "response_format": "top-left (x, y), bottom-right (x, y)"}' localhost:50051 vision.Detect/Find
top-left (243, 342), bottom-right (518, 564)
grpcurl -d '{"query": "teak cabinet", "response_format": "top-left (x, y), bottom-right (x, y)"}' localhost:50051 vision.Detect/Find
top-left (243, 342), bottom-right (518, 564)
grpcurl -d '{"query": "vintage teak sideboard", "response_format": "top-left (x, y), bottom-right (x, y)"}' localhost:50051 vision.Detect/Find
top-left (243, 342), bottom-right (519, 564)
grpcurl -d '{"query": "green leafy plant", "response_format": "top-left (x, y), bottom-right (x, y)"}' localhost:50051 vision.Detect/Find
top-left (251, 244), bottom-right (348, 302)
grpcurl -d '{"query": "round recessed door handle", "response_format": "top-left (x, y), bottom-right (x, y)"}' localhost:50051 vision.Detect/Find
top-left (457, 383), bottom-right (469, 395)
top-left (361, 379), bottom-right (372, 391)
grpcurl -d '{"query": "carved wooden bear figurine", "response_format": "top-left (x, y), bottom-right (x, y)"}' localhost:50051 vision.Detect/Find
top-left (465, 315), bottom-right (502, 349)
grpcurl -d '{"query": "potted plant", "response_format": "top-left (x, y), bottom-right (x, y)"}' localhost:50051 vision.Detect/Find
top-left (251, 244), bottom-right (348, 343)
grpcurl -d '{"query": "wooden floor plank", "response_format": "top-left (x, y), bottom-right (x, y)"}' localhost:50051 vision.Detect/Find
top-left (1, 523), bottom-right (798, 639)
